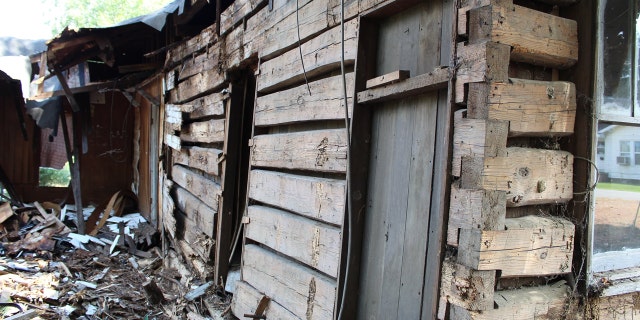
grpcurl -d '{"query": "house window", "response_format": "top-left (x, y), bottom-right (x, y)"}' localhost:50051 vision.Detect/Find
top-left (635, 141), bottom-right (640, 164)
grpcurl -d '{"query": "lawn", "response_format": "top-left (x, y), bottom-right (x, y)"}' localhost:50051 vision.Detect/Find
top-left (597, 182), bottom-right (640, 193)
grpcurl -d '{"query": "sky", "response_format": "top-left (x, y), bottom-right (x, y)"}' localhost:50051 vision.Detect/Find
top-left (0, 0), bottom-right (53, 39)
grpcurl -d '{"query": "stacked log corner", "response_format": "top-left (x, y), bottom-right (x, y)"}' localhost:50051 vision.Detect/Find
top-left (441, 0), bottom-right (578, 319)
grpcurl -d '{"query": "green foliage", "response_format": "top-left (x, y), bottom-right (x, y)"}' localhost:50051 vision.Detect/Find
top-left (597, 182), bottom-right (640, 193)
top-left (39, 162), bottom-right (71, 187)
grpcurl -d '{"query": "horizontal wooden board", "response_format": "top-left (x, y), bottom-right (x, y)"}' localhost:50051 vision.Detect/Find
top-left (246, 205), bottom-right (341, 277)
top-left (440, 259), bottom-right (495, 311)
top-left (458, 216), bottom-right (574, 277)
top-left (173, 185), bottom-right (216, 238)
top-left (357, 67), bottom-right (450, 104)
top-left (366, 70), bottom-right (410, 89)
top-left (231, 281), bottom-right (298, 319)
top-left (455, 41), bottom-right (510, 103)
top-left (181, 91), bottom-right (228, 120)
top-left (242, 244), bottom-right (336, 319)
top-left (180, 119), bottom-right (225, 144)
top-left (255, 73), bottom-right (354, 127)
top-left (249, 169), bottom-right (345, 225)
top-left (467, 79), bottom-right (576, 137)
top-left (451, 113), bottom-right (508, 177)
top-left (447, 184), bottom-right (506, 246)
top-left (178, 44), bottom-right (220, 81)
top-left (257, 18), bottom-right (358, 93)
top-left (460, 147), bottom-right (573, 206)
top-left (220, 0), bottom-right (265, 36)
top-left (166, 24), bottom-right (218, 67)
top-left (173, 147), bottom-right (222, 176)
top-left (251, 129), bottom-right (348, 173)
top-left (173, 67), bottom-right (227, 104)
top-left (171, 164), bottom-right (221, 210)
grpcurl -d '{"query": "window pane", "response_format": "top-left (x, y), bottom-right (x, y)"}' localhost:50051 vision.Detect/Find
top-left (620, 140), bottom-right (631, 153)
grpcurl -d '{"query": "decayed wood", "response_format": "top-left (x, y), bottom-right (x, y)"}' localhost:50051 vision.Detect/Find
top-left (220, 0), bottom-right (265, 35)
top-left (469, 4), bottom-right (578, 69)
top-left (245, 205), bottom-right (341, 277)
top-left (450, 282), bottom-right (569, 319)
top-left (451, 111), bottom-right (508, 177)
top-left (220, 25), bottom-right (247, 70)
top-left (460, 147), bottom-right (573, 206)
top-left (178, 239), bottom-right (213, 278)
top-left (174, 66), bottom-right (226, 104)
top-left (173, 147), bottom-right (222, 176)
top-left (254, 73), bottom-right (354, 127)
top-left (467, 79), bottom-right (576, 137)
top-left (455, 41), bottom-right (510, 103)
top-left (162, 175), bottom-right (176, 239)
top-left (366, 70), bottom-right (410, 89)
top-left (165, 24), bottom-right (217, 67)
top-left (174, 209), bottom-right (215, 260)
top-left (180, 91), bottom-right (228, 120)
top-left (440, 259), bottom-right (495, 311)
top-left (143, 279), bottom-right (166, 304)
top-left (232, 281), bottom-right (298, 319)
top-left (257, 18), bottom-right (358, 93)
top-left (357, 67), bottom-right (451, 104)
top-left (242, 244), bottom-right (336, 319)
top-left (251, 129), bottom-right (348, 173)
top-left (171, 164), bottom-right (221, 210)
top-left (447, 184), bottom-right (506, 246)
top-left (0, 202), bottom-right (14, 224)
top-left (173, 185), bottom-right (216, 238)
top-left (248, 169), bottom-right (345, 225)
top-left (458, 216), bottom-right (574, 277)
top-left (165, 104), bottom-right (182, 133)
top-left (180, 119), bottom-right (225, 144)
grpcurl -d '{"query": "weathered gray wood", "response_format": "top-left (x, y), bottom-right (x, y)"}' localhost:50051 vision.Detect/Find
top-left (451, 112), bottom-right (508, 177)
top-left (365, 70), bottom-right (410, 89)
top-left (357, 67), bottom-right (450, 104)
top-left (251, 129), bottom-right (348, 173)
top-left (248, 169), bottom-right (345, 225)
top-left (447, 184), bottom-right (506, 246)
top-left (220, 0), bottom-right (265, 35)
top-left (165, 24), bottom-right (218, 66)
top-left (165, 134), bottom-right (181, 150)
top-left (232, 281), bottom-right (298, 319)
top-left (162, 175), bottom-right (176, 239)
top-left (255, 73), bottom-right (354, 127)
top-left (165, 103), bottom-right (182, 133)
top-left (440, 259), bottom-right (495, 311)
top-left (181, 92), bottom-right (228, 120)
top-left (460, 147), bottom-right (573, 206)
top-left (174, 67), bottom-right (226, 104)
top-left (242, 244), bottom-right (336, 319)
top-left (178, 239), bottom-right (213, 278)
top-left (173, 185), bottom-right (216, 238)
top-left (174, 209), bottom-right (214, 261)
top-left (458, 216), bottom-right (574, 277)
top-left (171, 164), bottom-right (221, 210)
top-left (246, 205), bottom-right (341, 277)
top-left (173, 147), bottom-right (222, 177)
top-left (178, 44), bottom-right (220, 81)
top-left (180, 119), bottom-right (225, 144)
top-left (455, 41), bottom-right (510, 103)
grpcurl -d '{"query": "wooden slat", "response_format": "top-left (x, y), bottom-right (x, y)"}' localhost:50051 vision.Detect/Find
top-left (455, 41), bottom-right (510, 103)
top-left (173, 147), bottom-right (222, 176)
top-left (365, 70), bottom-right (410, 89)
top-left (220, 0), bottom-right (265, 35)
top-left (180, 119), bottom-right (225, 144)
top-left (256, 18), bottom-right (358, 93)
top-left (458, 216), bottom-right (574, 277)
top-left (460, 147), bottom-right (573, 206)
top-left (251, 129), bottom-right (348, 173)
top-left (440, 259), bottom-right (495, 311)
top-left (467, 79), bottom-right (577, 137)
top-left (171, 164), bottom-right (221, 210)
top-left (232, 281), bottom-right (298, 319)
top-left (255, 73), bottom-right (354, 127)
top-left (248, 169), bottom-right (345, 225)
top-left (447, 184), bottom-right (506, 246)
top-left (451, 112), bottom-right (508, 177)
top-left (357, 67), bottom-right (450, 104)
top-left (246, 205), bottom-right (341, 277)
top-left (242, 244), bottom-right (336, 319)
top-left (173, 185), bottom-right (216, 238)
top-left (181, 92), bottom-right (228, 120)
top-left (469, 4), bottom-right (578, 69)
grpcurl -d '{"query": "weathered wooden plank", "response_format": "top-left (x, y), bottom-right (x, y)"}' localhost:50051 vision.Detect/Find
top-left (440, 259), bottom-right (496, 311)
top-left (165, 134), bottom-right (181, 150)
top-left (246, 205), bottom-right (341, 277)
top-left (173, 147), bottom-right (222, 176)
top-left (180, 119), bottom-right (225, 144)
top-left (455, 41), bottom-right (510, 103)
top-left (231, 281), bottom-right (298, 319)
top-left (248, 169), bottom-right (345, 225)
top-left (357, 67), bottom-right (450, 104)
top-left (251, 129), bottom-right (348, 173)
top-left (162, 175), bottom-right (176, 239)
top-left (242, 244), bottom-right (336, 319)
top-left (460, 147), bottom-right (573, 206)
top-left (467, 79), bottom-right (576, 137)
top-left (165, 24), bottom-right (218, 67)
top-left (165, 104), bottom-right (182, 129)
top-left (366, 70), bottom-right (410, 89)
top-left (458, 216), bottom-right (574, 277)
top-left (178, 44), bottom-right (220, 81)
top-left (178, 239), bottom-right (213, 278)
top-left (257, 18), bottom-right (358, 93)
top-left (174, 209), bottom-right (214, 260)
top-left (447, 184), bottom-right (506, 246)
top-left (469, 4), bottom-right (578, 69)
top-left (450, 282), bottom-right (569, 319)
top-left (171, 164), bottom-right (221, 209)
top-left (180, 91), bottom-right (228, 120)
top-left (173, 185), bottom-right (216, 238)
top-left (174, 67), bottom-right (227, 104)
top-left (220, 0), bottom-right (265, 36)
top-left (255, 73), bottom-right (354, 127)
top-left (451, 111), bottom-right (508, 177)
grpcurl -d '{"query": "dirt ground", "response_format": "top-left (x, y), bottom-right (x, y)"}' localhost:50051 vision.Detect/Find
top-left (593, 197), bottom-right (640, 253)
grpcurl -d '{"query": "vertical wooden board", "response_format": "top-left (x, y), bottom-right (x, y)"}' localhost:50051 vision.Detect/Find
top-left (231, 281), bottom-right (298, 319)
top-left (173, 147), bottom-right (222, 176)
top-left (460, 147), bottom-right (573, 206)
top-left (248, 169), bottom-right (345, 225)
top-left (455, 41), bottom-right (510, 103)
top-left (162, 175), bottom-right (176, 239)
top-left (447, 184), bottom-right (506, 246)
top-left (458, 216), bottom-right (574, 277)
top-left (181, 92), bottom-right (227, 120)
top-left (440, 259), bottom-right (495, 311)
top-left (451, 114), bottom-right (508, 177)
top-left (220, 0), bottom-right (265, 35)
top-left (254, 73), bottom-right (355, 127)
top-left (180, 119), bottom-right (226, 144)
top-left (173, 185), bottom-right (217, 238)
top-left (245, 205), bottom-right (342, 277)
top-left (171, 164), bottom-right (221, 210)
top-left (250, 129), bottom-right (348, 173)
top-left (242, 244), bottom-right (337, 319)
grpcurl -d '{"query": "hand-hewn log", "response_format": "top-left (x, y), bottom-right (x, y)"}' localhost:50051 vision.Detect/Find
top-left (447, 184), bottom-right (506, 246)
top-left (178, 239), bottom-right (213, 278)
top-left (455, 41), bottom-right (510, 104)
top-left (181, 91), bottom-right (228, 120)
top-left (174, 65), bottom-right (226, 104)
top-left (173, 147), bottom-right (222, 177)
top-left (171, 165), bottom-right (221, 210)
top-left (440, 259), bottom-right (496, 311)
top-left (180, 119), bottom-right (225, 144)
top-left (220, 0), bottom-right (266, 35)
top-left (173, 185), bottom-right (217, 238)
top-left (165, 24), bottom-right (218, 67)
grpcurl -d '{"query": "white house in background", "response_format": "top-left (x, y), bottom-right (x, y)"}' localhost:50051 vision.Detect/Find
top-left (597, 124), bottom-right (640, 182)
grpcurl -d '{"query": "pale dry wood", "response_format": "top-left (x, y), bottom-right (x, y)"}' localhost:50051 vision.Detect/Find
top-left (451, 112), bottom-right (508, 177)
top-left (447, 184), bottom-right (506, 246)
top-left (173, 185), bottom-right (216, 238)
top-left (242, 244), bottom-right (336, 319)
top-left (458, 216), bottom-right (575, 277)
top-left (251, 129), bottom-right (348, 173)
top-left (357, 67), bottom-right (451, 104)
top-left (248, 169), bottom-right (345, 226)
top-left (174, 67), bottom-right (227, 104)
top-left (165, 103), bottom-right (182, 133)
top-left (162, 175), bottom-right (176, 239)
top-left (173, 147), bottom-right (222, 176)
top-left (467, 79), bottom-right (576, 136)
top-left (165, 134), bottom-right (181, 150)
top-left (255, 73), bottom-right (354, 127)
top-left (0, 202), bottom-right (14, 224)
top-left (220, 0), bottom-right (265, 35)
top-left (460, 147), bottom-right (573, 206)
top-left (171, 164), bottom-right (221, 210)
top-left (366, 70), bottom-right (410, 89)
top-left (181, 92), bottom-right (228, 120)
top-left (165, 24), bottom-right (217, 67)
top-left (231, 280), bottom-right (298, 319)
top-left (440, 259), bottom-right (495, 311)
top-left (180, 119), bottom-right (225, 144)
top-left (165, 67), bottom-right (177, 91)
top-left (455, 41), bottom-right (510, 103)
top-left (178, 44), bottom-right (220, 81)
top-left (590, 291), bottom-right (640, 319)
top-left (245, 205), bottom-right (342, 277)
top-left (178, 239), bottom-right (213, 278)
top-left (221, 24), bottom-right (246, 70)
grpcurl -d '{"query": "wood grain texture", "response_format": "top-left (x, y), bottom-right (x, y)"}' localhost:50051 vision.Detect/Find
top-left (181, 91), bottom-right (228, 120)
top-left (366, 70), bottom-right (410, 89)
top-left (251, 129), bottom-right (348, 173)
top-left (178, 239), bottom-right (213, 278)
top-left (440, 259), bottom-right (495, 311)
top-left (171, 164), bottom-right (221, 210)
top-left (178, 44), bottom-right (220, 81)
top-left (357, 67), bottom-right (450, 104)
top-left (451, 113), bottom-right (508, 177)
top-left (447, 184), bottom-right (506, 246)
top-left (231, 281), bottom-right (298, 319)
top-left (467, 79), bottom-right (576, 137)
top-left (458, 216), bottom-right (574, 277)
top-left (165, 24), bottom-right (217, 67)
top-left (242, 244), bottom-right (336, 319)
top-left (220, 0), bottom-right (265, 35)
top-left (165, 103), bottom-right (182, 133)
top-left (162, 174), bottom-right (176, 239)
top-left (180, 119), bottom-right (225, 144)
top-left (173, 185), bottom-right (217, 238)
top-left (255, 73), bottom-right (354, 127)
top-left (165, 134), bottom-right (181, 150)
top-left (174, 67), bottom-right (226, 104)
top-left (460, 147), bottom-right (573, 206)
top-left (245, 205), bottom-right (341, 277)
top-left (248, 169), bottom-right (345, 225)
top-left (172, 147), bottom-right (222, 177)
top-left (455, 41), bottom-right (510, 103)
top-left (175, 209), bottom-right (214, 260)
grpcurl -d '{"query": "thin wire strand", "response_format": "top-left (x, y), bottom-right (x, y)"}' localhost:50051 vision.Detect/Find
top-left (296, 0), bottom-right (311, 95)
top-left (573, 156), bottom-right (600, 195)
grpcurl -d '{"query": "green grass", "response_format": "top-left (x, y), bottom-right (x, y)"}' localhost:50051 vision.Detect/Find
top-left (39, 162), bottom-right (71, 187)
top-left (597, 182), bottom-right (640, 193)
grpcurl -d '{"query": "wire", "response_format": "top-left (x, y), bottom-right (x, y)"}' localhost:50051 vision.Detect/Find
top-left (573, 156), bottom-right (600, 195)
top-left (296, 0), bottom-right (312, 95)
